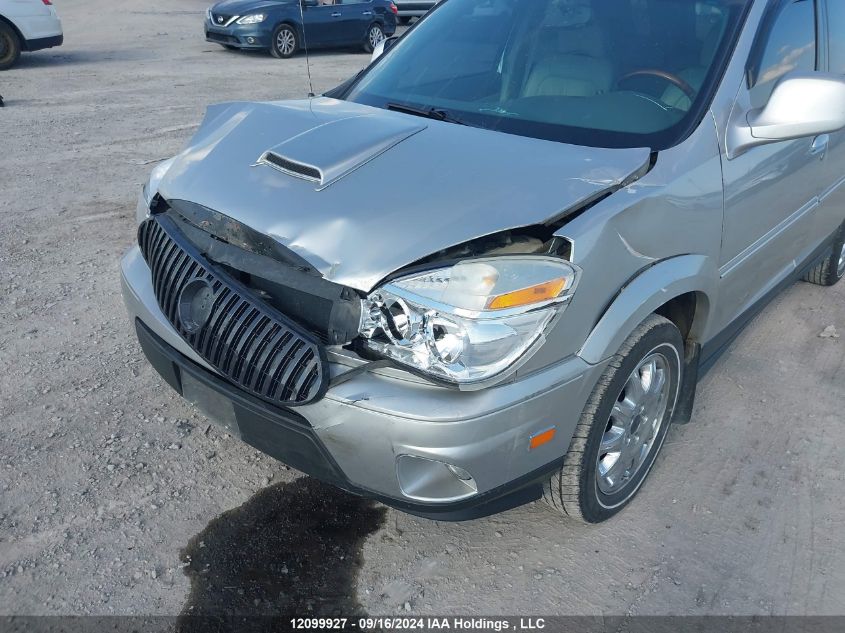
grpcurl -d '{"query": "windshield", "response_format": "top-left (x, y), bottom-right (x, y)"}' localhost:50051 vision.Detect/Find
top-left (344, 0), bottom-right (750, 149)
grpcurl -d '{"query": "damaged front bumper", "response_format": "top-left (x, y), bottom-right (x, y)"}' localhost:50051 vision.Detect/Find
top-left (121, 232), bottom-right (607, 520)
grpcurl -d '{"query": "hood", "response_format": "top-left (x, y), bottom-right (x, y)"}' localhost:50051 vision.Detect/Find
top-left (159, 98), bottom-right (650, 291)
top-left (211, 0), bottom-right (286, 14)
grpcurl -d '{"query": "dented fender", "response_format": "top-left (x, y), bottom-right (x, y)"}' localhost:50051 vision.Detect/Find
top-left (577, 254), bottom-right (716, 365)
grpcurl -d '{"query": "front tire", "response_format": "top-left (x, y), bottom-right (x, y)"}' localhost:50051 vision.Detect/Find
top-left (544, 314), bottom-right (683, 523)
top-left (363, 22), bottom-right (385, 53)
top-left (803, 222), bottom-right (845, 287)
top-left (0, 22), bottom-right (22, 71)
top-left (270, 24), bottom-right (299, 59)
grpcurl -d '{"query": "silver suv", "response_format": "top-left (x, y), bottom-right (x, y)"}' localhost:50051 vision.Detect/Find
top-left (122, 0), bottom-right (845, 523)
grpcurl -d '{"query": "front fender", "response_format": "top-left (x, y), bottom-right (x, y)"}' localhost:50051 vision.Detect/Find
top-left (577, 254), bottom-right (715, 364)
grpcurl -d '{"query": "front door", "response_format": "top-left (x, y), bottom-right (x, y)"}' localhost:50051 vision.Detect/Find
top-left (716, 0), bottom-right (830, 330)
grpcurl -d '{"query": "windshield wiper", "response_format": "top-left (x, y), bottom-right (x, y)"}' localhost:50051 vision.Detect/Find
top-left (386, 102), bottom-right (468, 126)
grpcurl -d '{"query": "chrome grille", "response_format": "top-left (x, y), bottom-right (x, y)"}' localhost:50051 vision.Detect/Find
top-left (211, 13), bottom-right (237, 26)
top-left (138, 217), bottom-right (327, 406)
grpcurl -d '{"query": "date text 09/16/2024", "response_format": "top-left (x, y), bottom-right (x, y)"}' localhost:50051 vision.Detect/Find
top-left (289, 617), bottom-right (548, 631)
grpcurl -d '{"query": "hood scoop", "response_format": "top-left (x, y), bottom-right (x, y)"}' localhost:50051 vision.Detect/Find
top-left (256, 114), bottom-right (427, 190)
top-left (258, 152), bottom-right (323, 183)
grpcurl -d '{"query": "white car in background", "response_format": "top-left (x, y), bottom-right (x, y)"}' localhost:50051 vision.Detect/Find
top-left (0, 0), bottom-right (63, 70)
top-left (394, 0), bottom-right (438, 24)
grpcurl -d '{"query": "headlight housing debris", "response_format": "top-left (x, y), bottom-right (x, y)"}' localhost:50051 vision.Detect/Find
top-left (142, 156), bottom-right (177, 208)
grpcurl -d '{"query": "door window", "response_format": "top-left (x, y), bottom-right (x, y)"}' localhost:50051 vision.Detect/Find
top-left (747, 0), bottom-right (817, 108)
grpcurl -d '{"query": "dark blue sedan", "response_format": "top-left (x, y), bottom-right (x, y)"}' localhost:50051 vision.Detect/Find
top-left (205, 0), bottom-right (398, 58)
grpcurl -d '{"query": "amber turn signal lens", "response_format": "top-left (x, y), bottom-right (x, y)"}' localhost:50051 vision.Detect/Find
top-left (486, 278), bottom-right (568, 310)
top-left (529, 427), bottom-right (556, 450)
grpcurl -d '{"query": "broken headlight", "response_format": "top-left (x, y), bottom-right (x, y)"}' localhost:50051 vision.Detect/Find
top-left (360, 257), bottom-right (580, 388)
top-left (141, 157), bottom-right (177, 209)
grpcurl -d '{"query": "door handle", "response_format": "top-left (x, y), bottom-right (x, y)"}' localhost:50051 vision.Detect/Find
top-left (331, 11), bottom-right (341, 17)
top-left (362, 10), bottom-right (373, 15)
top-left (810, 134), bottom-right (830, 159)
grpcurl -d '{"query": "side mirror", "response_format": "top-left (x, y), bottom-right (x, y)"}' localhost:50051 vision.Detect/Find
top-left (727, 72), bottom-right (845, 158)
top-left (371, 35), bottom-right (399, 62)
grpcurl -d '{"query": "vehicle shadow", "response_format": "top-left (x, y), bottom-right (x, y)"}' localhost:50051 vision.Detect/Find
top-left (176, 476), bottom-right (387, 632)
top-left (9, 48), bottom-right (154, 69)
top-left (205, 47), bottom-right (372, 60)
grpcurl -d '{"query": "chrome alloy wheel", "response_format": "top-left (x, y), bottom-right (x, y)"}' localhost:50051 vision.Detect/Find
top-left (368, 25), bottom-right (385, 49)
top-left (838, 242), bottom-right (845, 278)
top-left (596, 352), bottom-right (672, 495)
top-left (277, 29), bottom-right (296, 56)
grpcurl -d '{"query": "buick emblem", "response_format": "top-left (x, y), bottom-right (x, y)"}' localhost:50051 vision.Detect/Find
top-left (178, 279), bottom-right (216, 334)
top-left (217, 15), bottom-right (224, 23)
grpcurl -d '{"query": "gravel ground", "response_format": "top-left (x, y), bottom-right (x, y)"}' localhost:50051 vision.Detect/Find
top-left (1, 0), bottom-right (844, 620)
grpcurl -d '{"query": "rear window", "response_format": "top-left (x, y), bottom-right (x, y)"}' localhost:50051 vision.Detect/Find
top-left (828, 0), bottom-right (845, 74)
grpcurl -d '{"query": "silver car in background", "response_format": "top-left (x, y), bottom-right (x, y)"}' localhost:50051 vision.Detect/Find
top-left (394, 0), bottom-right (438, 24)
top-left (121, 0), bottom-right (845, 523)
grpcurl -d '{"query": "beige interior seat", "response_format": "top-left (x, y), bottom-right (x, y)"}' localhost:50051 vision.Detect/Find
top-left (660, 20), bottom-right (724, 110)
top-left (522, 25), bottom-right (613, 98)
